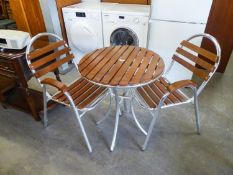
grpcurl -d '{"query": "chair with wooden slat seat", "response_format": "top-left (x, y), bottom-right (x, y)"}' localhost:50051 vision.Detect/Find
top-left (26, 33), bottom-right (109, 152)
top-left (132, 33), bottom-right (221, 150)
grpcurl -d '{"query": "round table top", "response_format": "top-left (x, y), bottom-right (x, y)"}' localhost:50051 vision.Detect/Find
top-left (78, 45), bottom-right (165, 88)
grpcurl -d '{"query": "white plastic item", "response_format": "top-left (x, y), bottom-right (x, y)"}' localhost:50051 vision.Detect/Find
top-left (151, 0), bottom-right (213, 23)
top-left (148, 0), bottom-right (213, 82)
top-left (0, 30), bottom-right (31, 50)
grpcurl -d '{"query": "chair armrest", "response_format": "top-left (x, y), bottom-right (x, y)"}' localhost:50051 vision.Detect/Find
top-left (41, 78), bottom-right (67, 93)
top-left (168, 80), bottom-right (197, 92)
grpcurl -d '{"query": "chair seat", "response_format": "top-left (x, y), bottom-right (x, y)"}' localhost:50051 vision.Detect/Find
top-left (52, 78), bottom-right (107, 109)
top-left (137, 77), bottom-right (189, 108)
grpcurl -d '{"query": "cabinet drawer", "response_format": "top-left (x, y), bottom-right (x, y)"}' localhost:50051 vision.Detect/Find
top-left (0, 59), bottom-right (14, 72)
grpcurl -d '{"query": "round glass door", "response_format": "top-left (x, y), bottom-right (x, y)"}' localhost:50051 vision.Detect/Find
top-left (69, 22), bottom-right (98, 53)
top-left (110, 28), bottom-right (139, 46)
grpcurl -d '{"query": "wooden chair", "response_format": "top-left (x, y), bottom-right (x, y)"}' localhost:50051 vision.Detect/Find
top-left (26, 33), bottom-right (109, 152)
top-left (132, 33), bottom-right (221, 150)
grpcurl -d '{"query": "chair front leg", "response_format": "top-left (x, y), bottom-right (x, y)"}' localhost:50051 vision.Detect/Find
top-left (65, 92), bottom-right (92, 153)
top-left (193, 88), bottom-right (201, 135)
top-left (43, 85), bottom-right (48, 128)
top-left (142, 107), bottom-right (161, 151)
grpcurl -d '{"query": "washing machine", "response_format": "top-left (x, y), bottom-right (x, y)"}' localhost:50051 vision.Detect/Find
top-left (102, 4), bottom-right (151, 48)
top-left (62, 2), bottom-right (117, 63)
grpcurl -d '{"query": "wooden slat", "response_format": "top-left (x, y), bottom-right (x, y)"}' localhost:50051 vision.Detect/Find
top-left (53, 78), bottom-right (85, 101)
top-left (101, 46), bottom-right (135, 85)
top-left (143, 85), bottom-right (160, 105)
top-left (69, 82), bottom-right (94, 104)
top-left (142, 54), bottom-right (160, 82)
top-left (86, 46), bottom-right (122, 80)
top-left (28, 40), bottom-right (66, 60)
top-left (119, 48), bottom-right (147, 86)
top-left (159, 77), bottom-right (187, 102)
top-left (30, 47), bottom-right (70, 69)
top-left (79, 48), bottom-right (107, 71)
top-left (92, 46), bottom-right (129, 83)
top-left (173, 55), bottom-right (209, 81)
top-left (154, 80), bottom-right (179, 104)
top-left (181, 40), bottom-right (217, 62)
top-left (35, 54), bottom-right (74, 78)
top-left (81, 47), bottom-right (114, 77)
top-left (73, 85), bottom-right (99, 105)
top-left (110, 47), bottom-right (141, 86)
top-left (78, 87), bottom-right (106, 109)
top-left (176, 47), bottom-right (215, 72)
top-left (129, 51), bottom-right (154, 84)
top-left (148, 83), bottom-right (171, 105)
top-left (137, 87), bottom-right (156, 108)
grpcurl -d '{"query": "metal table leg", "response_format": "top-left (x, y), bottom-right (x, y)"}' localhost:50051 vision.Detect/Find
top-left (110, 87), bottom-right (121, 152)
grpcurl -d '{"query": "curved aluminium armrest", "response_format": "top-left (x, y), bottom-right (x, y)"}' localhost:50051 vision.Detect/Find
top-left (168, 80), bottom-right (197, 93)
top-left (41, 78), bottom-right (68, 93)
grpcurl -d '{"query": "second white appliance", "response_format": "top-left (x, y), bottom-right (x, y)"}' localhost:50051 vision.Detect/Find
top-left (62, 2), bottom-right (117, 63)
top-left (102, 4), bottom-right (150, 48)
top-left (149, 0), bottom-right (213, 82)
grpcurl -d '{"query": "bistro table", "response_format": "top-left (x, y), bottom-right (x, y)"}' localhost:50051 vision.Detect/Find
top-left (78, 45), bottom-right (165, 151)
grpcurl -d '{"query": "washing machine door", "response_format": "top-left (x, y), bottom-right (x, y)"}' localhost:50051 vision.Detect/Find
top-left (69, 21), bottom-right (98, 53)
top-left (110, 28), bottom-right (139, 46)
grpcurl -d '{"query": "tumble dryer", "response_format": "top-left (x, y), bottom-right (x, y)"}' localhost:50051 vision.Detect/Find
top-left (62, 2), bottom-right (117, 63)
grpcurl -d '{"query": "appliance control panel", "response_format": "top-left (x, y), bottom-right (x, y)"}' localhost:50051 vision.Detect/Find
top-left (103, 14), bottom-right (149, 25)
top-left (63, 11), bottom-right (101, 22)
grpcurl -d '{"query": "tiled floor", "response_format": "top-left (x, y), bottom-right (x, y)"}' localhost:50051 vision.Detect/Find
top-left (0, 54), bottom-right (232, 175)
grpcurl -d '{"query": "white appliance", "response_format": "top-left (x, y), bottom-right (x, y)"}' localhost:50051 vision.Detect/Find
top-left (62, 2), bottom-right (117, 63)
top-left (149, 0), bottom-right (213, 82)
top-left (39, 0), bottom-right (62, 38)
top-left (0, 30), bottom-right (31, 50)
top-left (102, 4), bottom-right (150, 48)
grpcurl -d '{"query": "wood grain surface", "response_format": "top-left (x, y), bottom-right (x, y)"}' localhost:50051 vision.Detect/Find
top-left (79, 46), bottom-right (164, 87)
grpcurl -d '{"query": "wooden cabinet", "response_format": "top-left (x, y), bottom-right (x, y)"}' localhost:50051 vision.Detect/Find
top-left (202, 0), bottom-right (233, 73)
top-left (0, 48), bottom-right (43, 121)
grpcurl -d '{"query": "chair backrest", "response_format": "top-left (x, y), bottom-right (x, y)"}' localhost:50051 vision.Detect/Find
top-left (169, 33), bottom-right (221, 95)
top-left (26, 33), bottom-right (75, 85)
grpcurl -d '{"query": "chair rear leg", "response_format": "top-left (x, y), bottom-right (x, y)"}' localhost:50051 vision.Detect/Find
top-left (142, 109), bottom-right (161, 151)
top-left (193, 90), bottom-right (201, 135)
top-left (43, 85), bottom-right (48, 128)
top-left (96, 95), bottom-right (112, 125)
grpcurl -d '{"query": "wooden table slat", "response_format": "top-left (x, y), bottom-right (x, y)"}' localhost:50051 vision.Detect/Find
top-left (79, 48), bottom-right (106, 71)
top-left (129, 51), bottom-right (154, 84)
top-left (142, 54), bottom-right (160, 82)
top-left (119, 48), bottom-right (147, 86)
top-left (86, 46), bottom-right (122, 80)
top-left (110, 47), bottom-right (141, 86)
top-left (101, 46), bottom-right (135, 85)
top-left (92, 46), bottom-right (129, 83)
top-left (80, 47), bottom-right (114, 77)
top-left (79, 46), bottom-right (164, 87)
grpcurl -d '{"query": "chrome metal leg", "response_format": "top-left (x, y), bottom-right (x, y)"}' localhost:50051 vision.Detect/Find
top-left (96, 95), bottom-right (112, 125)
top-left (110, 88), bottom-right (120, 152)
top-left (142, 108), bottom-right (161, 151)
top-left (65, 92), bottom-right (92, 153)
top-left (123, 89), bottom-right (130, 113)
top-left (131, 99), bottom-right (147, 136)
top-left (193, 89), bottom-right (201, 135)
top-left (43, 85), bottom-right (48, 128)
